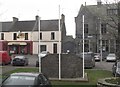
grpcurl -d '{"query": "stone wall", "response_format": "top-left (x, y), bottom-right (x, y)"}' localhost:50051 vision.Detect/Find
top-left (41, 54), bottom-right (83, 78)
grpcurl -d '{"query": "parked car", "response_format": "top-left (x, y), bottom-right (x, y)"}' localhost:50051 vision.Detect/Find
top-left (79, 52), bottom-right (95, 68)
top-left (11, 56), bottom-right (28, 66)
top-left (106, 53), bottom-right (116, 62)
top-left (94, 53), bottom-right (101, 61)
top-left (38, 51), bottom-right (49, 58)
top-left (1, 72), bottom-right (52, 87)
top-left (0, 51), bottom-right (11, 65)
top-left (112, 61), bottom-right (120, 77)
top-left (36, 51), bottom-right (49, 67)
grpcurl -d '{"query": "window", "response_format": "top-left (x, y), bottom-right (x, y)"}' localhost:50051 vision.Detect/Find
top-left (1, 33), bottom-right (4, 40)
top-left (84, 40), bottom-right (89, 52)
top-left (107, 9), bottom-right (117, 16)
top-left (51, 32), bottom-right (55, 40)
top-left (13, 33), bottom-right (17, 40)
top-left (101, 24), bottom-right (106, 34)
top-left (25, 33), bottom-right (28, 40)
top-left (40, 45), bottom-right (46, 52)
top-left (84, 24), bottom-right (88, 34)
top-left (53, 44), bottom-right (57, 53)
top-left (40, 33), bottom-right (42, 40)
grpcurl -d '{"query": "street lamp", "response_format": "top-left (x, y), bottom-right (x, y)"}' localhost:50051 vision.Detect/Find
top-left (38, 16), bottom-right (41, 73)
top-left (82, 15), bottom-right (85, 78)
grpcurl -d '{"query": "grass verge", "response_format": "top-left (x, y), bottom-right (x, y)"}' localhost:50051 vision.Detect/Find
top-left (2, 68), bottom-right (113, 86)
top-left (51, 69), bottom-right (113, 87)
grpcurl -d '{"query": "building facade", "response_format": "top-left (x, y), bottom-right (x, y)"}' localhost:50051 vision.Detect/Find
top-left (75, 0), bottom-right (118, 54)
top-left (0, 14), bottom-right (66, 54)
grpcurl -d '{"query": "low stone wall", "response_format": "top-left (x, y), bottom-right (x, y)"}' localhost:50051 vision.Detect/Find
top-left (41, 54), bottom-right (83, 78)
top-left (97, 77), bottom-right (120, 87)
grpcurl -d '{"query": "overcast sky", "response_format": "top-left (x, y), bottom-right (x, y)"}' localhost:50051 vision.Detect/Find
top-left (0, 0), bottom-right (117, 38)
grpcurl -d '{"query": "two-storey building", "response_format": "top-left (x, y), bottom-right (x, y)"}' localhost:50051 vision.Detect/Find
top-left (0, 14), bottom-right (66, 54)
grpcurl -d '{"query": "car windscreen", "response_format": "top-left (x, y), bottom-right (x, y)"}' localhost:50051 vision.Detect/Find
top-left (80, 54), bottom-right (92, 60)
top-left (118, 62), bottom-right (120, 68)
top-left (108, 54), bottom-right (115, 57)
top-left (2, 75), bottom-right (36, 85)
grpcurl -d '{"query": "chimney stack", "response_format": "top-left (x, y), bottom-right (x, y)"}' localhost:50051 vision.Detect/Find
top-left (97, 0), bottom-right (102, 6)
top-left (13, 17), bottom-right (18, 23)
top-left (61, 14), bottom-right (65, 22)
top-left (35, 15), bottom-right (39, 21)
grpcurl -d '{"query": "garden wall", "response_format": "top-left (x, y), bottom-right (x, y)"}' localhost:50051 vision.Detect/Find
top-left (41, 54), bottom-right (83, 78)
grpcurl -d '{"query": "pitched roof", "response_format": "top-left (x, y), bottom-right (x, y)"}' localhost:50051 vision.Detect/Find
top-left (78, 3), bottom-right (117, 19)
top-left (33, 20), bottom-right (59, 31)
top-left (10, 21), bottom-right (36, 32)
top-left (1, 19), bottom-right (60, 32)
top-left (1, 22), bottom-right (12, 32)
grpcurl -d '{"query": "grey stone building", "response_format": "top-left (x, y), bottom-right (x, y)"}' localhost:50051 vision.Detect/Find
top-left (75, 0), bottom-right (118, 54)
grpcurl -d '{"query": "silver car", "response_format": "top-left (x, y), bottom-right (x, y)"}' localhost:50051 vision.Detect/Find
top-left (106, 53), bottom-right (116, 62)
top-left (94, 53), bottom-right (101, 61)
top-left (1, 72), bottom-right (52, 87)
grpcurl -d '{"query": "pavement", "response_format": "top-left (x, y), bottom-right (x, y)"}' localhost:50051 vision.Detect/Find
top-left (49, 73), bottom-right (88, 82)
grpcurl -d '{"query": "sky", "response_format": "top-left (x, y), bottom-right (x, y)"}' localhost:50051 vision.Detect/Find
top-left (0, 0), bottom-right (117, 38)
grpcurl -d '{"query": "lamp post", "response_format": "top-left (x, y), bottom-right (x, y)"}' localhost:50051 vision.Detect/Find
top-left (58, 5), bottom-right (61, 80)
top-left (82, 15), bottom-right (85, 78)
top-left (38, 16), bottom-right (41, 73)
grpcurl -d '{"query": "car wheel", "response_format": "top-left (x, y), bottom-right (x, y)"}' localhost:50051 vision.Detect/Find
top-left (24, 63), bottom-right (26, 66)
top-left (2, 63), bottom-right (5, 66)
top-left (26, 63), bottom-right (28, 66)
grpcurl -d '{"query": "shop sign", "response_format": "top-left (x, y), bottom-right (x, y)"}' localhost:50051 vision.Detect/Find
top-left (17, 32), bottom-right (25, 38)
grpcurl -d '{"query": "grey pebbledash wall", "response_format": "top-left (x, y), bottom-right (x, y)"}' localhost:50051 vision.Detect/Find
top-left (41, 54), bottom-right (83, 78)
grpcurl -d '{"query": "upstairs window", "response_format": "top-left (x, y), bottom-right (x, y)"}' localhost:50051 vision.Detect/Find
top-left (51, 32), bottom-right (55, 40)
top-left (101, 24), bottom-right (107, 34)
top-left (84, 24), bottom-right (88, 34)
top-left (1, 33), bottom-right (4, 40)
top-left (25, 33), bottom-right (28, 40)
top-left (40, 33), bottom-right (42, 40)
top-left (13, 33), bottom-right (17, 40)
top-left (107, 9), bottom-right (117, 16)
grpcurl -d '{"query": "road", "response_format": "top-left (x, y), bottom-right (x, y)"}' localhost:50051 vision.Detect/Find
top-left (0, 54), bottom-right (115, 74)
top-left (11, 54), bottom-right (38, 67)
top-left (94, 61), bottom-right (114, 71)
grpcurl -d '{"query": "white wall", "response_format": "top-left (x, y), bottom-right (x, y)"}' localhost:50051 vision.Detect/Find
top-left (0, 31), bottom-right (61, 54)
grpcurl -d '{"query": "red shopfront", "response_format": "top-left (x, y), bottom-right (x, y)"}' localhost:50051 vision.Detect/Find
top-left (8, 41), bottom-right (33, 54)
top-left (0, 40), bottom-right (7, 51)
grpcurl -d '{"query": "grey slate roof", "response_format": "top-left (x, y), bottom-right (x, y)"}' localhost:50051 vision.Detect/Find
top-left (1, 19), bottom-right (59, 32)
top-left (1, 22), bottom-right (12, 32)
top-left (78, 3), bottom-right (117, 19)
top-left (10, 21), bottom-right (36, 32)
top-left (34, 20), bottom-right (59, 31)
